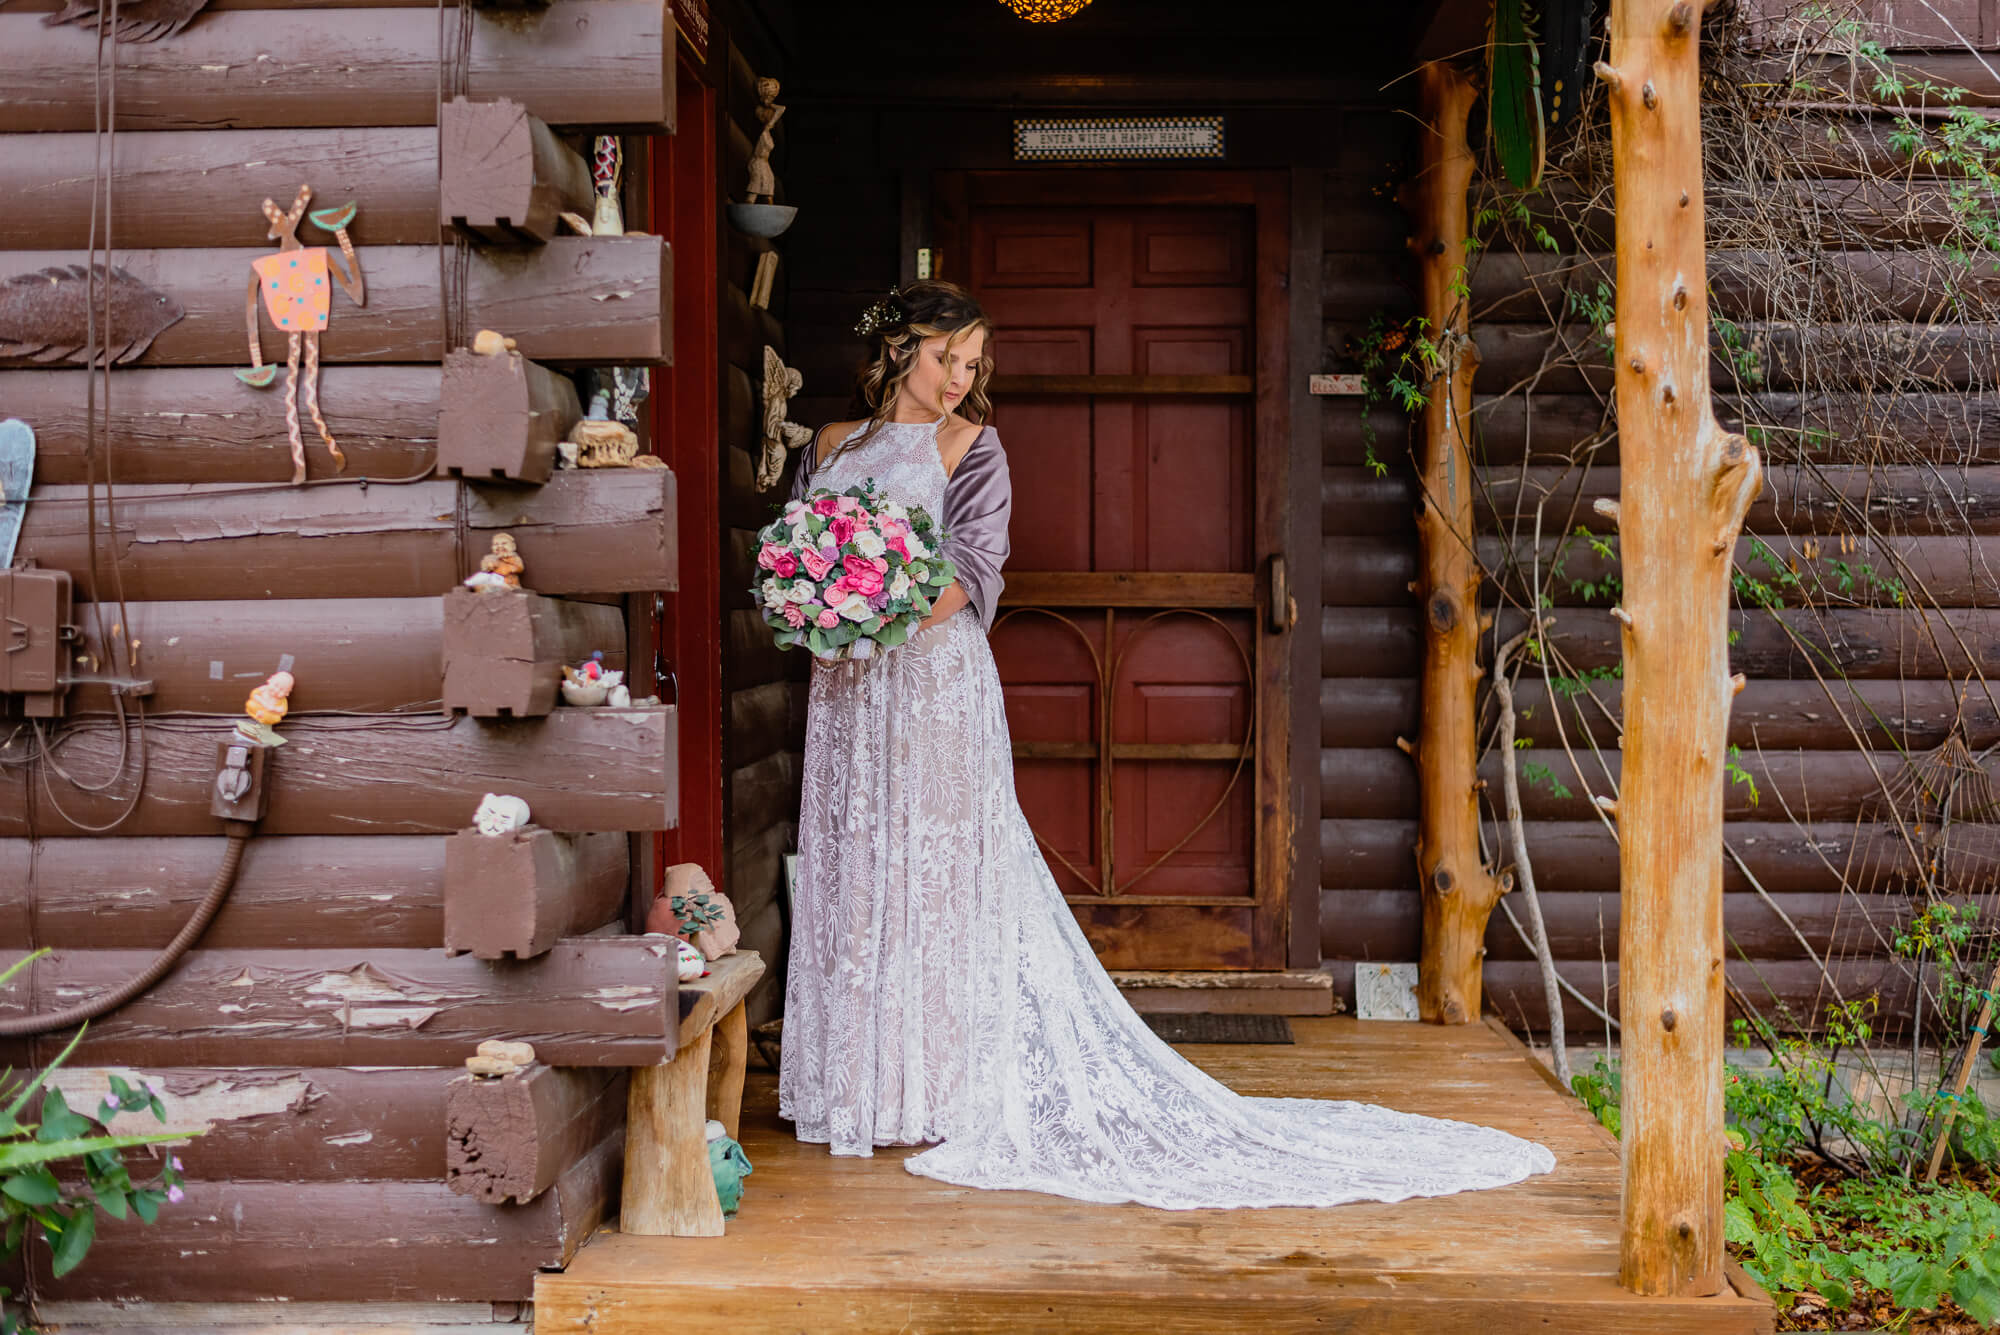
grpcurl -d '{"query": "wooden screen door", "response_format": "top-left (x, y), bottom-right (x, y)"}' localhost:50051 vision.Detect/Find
top-left (935, 170), bottom-right (1293, 971)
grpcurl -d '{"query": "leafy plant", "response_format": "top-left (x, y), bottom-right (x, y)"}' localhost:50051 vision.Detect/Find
top-left (0, 951), bottom-right (193, 1335)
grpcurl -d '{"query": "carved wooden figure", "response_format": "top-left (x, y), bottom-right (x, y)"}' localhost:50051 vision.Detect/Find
top-left (235, 185), bottom-right (366, 485)
top-left (744, 78), bottom-right (785, 204)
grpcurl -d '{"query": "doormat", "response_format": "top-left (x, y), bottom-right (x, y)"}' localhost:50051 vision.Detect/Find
top-left (1142, 1012), bottom-right (1294, 1044)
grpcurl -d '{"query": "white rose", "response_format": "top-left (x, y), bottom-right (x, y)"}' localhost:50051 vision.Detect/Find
top-left (890, 570), bottom-right (912, 599)
top-left (853, 529), bottom-right (887, 558)
top-left (906, 536), bottom-right (931, 560)
top-left (883, 501), bottom-right (908, 520)
top-left (833, 592), bottom-right (874, 622)
top-left (761, 578), bottom-right (787, 610)
top-left (788, 579), bottom-right (817, 604)
top-left (906, 562), bottom-right (929, 584)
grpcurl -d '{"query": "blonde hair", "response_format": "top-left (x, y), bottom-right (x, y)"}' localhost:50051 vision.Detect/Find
top-left (829, 281), bottom-right (993, 464)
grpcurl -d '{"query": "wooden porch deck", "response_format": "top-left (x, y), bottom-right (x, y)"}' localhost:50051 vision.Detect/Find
top-left (534, 1017), bottom-right (1775, 1334)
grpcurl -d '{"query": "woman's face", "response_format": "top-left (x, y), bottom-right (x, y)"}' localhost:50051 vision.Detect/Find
top-left (902, 326), bottom-right (987, 416)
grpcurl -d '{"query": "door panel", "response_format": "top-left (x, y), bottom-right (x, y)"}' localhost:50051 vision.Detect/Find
top-left (940, 171), bottom-right (1289, 970)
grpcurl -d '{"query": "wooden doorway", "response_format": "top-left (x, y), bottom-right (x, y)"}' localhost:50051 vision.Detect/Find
top-left (936, 171), bottom-right (1293, 971)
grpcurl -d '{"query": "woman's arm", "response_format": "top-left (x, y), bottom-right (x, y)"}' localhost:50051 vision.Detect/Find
top-left (933, 427), bottom-right (1012, 631)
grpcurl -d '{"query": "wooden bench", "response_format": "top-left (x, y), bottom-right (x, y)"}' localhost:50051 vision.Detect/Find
top-left (619, 949), bottom-right (766, 1236)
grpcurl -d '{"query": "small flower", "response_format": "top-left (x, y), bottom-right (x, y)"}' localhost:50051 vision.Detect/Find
top-left (782, 603), bottom-right (806, 629)
top-left (853, 529), bottom-right (887, 558)
top-left (829, 515), bottom-right (857, 546)
top-left (890, 570), bottom-right (912, 599)
top-left (800, 548), bottom-right (833, 581)
top-left (167, 1184), bottom-right (185, 1204)
top-left (815, 608), bottom-right (840, 629)
top-left (812, 496), bottom-right (839, 516)
top-left (787, 579), bottom-right (817, 604)
top-left (170, 1155), bottom-right (183, 1171)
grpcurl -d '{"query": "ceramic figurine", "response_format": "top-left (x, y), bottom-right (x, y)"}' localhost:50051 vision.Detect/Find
top-left (473, 792), bottom-right (532, 835)
top-left (567, 416), bottom-right (640, 468)
top-left (462, 571), bottom-right (511, 594)
top-left (235, 669), bottom-right (294, 746)
top-left (235, 185), bottom-right (365, 485)
top-left (560, 651), bottom-right (623, 707)
top-left (676, 938), bottom-right (707, 981)
top-left (607, 683), bottom-right (631, 709)
top-left (706, 1120), bottom-right (753, 1217)
top-left (479, 532), bottom-right (524, 589)
top-left (745, 79), bottom-right (784, 205)
top-left (472, 329), bottom-right (516, 357)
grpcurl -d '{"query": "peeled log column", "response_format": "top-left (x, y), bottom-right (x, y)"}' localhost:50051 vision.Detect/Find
top-left (1600, 0), bottom-right (1763, 1298)
top-left (1404, 61), bottom-right (1504, 1025)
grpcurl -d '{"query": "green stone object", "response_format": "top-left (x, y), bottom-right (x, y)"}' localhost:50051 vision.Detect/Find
top-left (708, 1136), bottom-right (753, 1216)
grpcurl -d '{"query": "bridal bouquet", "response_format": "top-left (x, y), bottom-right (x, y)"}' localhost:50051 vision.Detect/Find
top-left (752, 481), bottom-right (957, 661)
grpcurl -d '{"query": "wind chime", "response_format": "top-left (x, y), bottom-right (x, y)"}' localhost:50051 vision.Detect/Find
top-left (235, 185), bottom-right (365, 485)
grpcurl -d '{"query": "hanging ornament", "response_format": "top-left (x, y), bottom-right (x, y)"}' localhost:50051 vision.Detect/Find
top-left (997, 0), bottom-right (1092, 20)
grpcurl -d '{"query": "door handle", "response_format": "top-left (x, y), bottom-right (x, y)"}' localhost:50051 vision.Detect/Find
top-left (1268, 555), bottom-right (1294, 634)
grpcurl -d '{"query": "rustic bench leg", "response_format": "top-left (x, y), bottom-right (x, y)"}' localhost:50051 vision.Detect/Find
top-left (620, 1026), bottom-right (723, 1236)
top-left (706, 1000), bottom-right (749, 1141)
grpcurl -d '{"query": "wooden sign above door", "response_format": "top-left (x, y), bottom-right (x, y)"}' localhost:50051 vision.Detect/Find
top-left (1013, 116), bottom-right (1225, 162)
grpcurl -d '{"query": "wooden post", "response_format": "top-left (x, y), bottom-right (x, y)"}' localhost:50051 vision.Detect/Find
top-left (1598, 0), bottom-right (1762, 1297)
top-left (1406, 61), bottom-right (1505, 1024)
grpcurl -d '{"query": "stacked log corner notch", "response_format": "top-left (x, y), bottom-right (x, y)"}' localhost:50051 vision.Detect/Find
top-left (0, 0), bottom-right (680, 1307)
top-left (1403, 61), bottom-right (1506, 1025)
top-left (1600, 0), bottom-right (1761, 1299)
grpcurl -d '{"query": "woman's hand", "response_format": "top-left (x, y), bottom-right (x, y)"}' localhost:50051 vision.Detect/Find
top-left (918, 581), bottom-right (970, 633)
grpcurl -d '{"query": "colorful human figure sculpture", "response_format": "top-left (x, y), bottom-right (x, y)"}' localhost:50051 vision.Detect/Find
top-left (236, 185), bottom-right (365, 484)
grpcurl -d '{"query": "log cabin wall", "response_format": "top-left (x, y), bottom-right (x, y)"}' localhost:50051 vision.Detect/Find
top-left (714, 0), bottom-right (798, 1032)
top-left (1325, 1), bottom-right (2000, 1032)
top-left (0, 0), bottom-right (682, 1306)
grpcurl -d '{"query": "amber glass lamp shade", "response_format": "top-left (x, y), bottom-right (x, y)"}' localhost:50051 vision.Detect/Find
top-left (998, 0), bottom-right (1093, 21)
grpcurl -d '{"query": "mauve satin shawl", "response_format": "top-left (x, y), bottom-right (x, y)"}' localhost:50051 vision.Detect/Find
top-left (941, 426), bottom-right (1011, 630)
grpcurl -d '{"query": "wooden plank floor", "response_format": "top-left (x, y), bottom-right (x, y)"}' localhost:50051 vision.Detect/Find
top-left (534, 1017), bottom-right (1774, 1335)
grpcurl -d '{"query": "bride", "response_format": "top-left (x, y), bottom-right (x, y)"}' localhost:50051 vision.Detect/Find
top-left (777, 280), bottom-right (1556, 1209)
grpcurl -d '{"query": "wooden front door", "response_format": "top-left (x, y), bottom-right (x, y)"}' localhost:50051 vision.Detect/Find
top-left (937, 171), bottom-right (1292, 971)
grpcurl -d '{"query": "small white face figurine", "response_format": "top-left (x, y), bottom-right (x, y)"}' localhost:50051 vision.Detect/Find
top-left (676, 938), bottom-right (706, 981)
top-left (473, 793), bottom-right (532, 835)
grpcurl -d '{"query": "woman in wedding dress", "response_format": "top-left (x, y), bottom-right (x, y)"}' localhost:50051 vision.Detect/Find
top-left (777, 280), bottom-right (1556, 1209)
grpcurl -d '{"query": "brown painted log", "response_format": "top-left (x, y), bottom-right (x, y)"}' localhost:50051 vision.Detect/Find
top-left (25, 1134), bottom-right (622, 1301)
top-left (1477, 463), bottom-right (2000, 536)
top-left (1323, 887), bottom-right (1940, 963)
top-left (0, 707), bottom-right (677, 837)
top-left (1324, 604), bottom-right (2000, 680)
top-left (1322, 744), bottom-right (1981, 825)
top-left (1319, 538), bottom-right (1415, 607)
top-left (41, 1065), bottom-right (455, 1181)
top-left (1467, 391), bottom-right (2000, 467)
top-left (1785, 50), bottom-right (2000, 107)
top-left (1470, 320), bottom-right (2000, 395)
top-left (439, 98), bottom-right (595, 246)
top-left (1475, 248), bottom-right (2000, 323)
top-left (1479, 958), bottom-right (1931, 1034)
top-left (0, 366), bottom-right (440, 485)
top-left (445, 1063), bottom-right (627, 1204)
top-left (1322, 817), bottom-right (2000, 898)
top-left (19, 469), bottom-right (676, 601)
top-left (443, 589), bottom-right (624, 717)
top-left (0, 129), bottom-right (440, 250)
top-left (0, 238), bottom-right (670, 368)
top-left (7, 836), bottom-right (447, 949)
top-left (0, 938), bottom-right (679, 1068)
top-left (0, 0), bottom-right (674, 132)
top-left (436, 348), bottom-right (582, 484)
top-left (443, 828), bottom-right (629, 959)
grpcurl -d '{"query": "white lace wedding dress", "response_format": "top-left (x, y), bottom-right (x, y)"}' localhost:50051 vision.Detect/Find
top-left (778, 416), bottom-right (1558, 1209)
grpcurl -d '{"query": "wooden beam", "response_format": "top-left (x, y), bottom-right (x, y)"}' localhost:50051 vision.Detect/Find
top-left (997, 571), bottom-right (1257, 608)
top-left (0, 707), bottom-right (677, 837)
top-left (0, 238), bottom-right (670, 368)
top-left (0, 0), bottom-right (675, 133)
top-left (1600, 0), bottom-right (1761, 1296)
top-left (439, 98), bottom-right (596, 246)
top-left (0, 366), bottom-right (440, 486)
top-left (19, 468), bottom-right (677, 602)
top-left (0, 938), bottom-right (679, 1068)
top-left (988, 374), bottom-right (1253, 396)
top-left (443, 828), bottom-right (629, 959)
top-left (446, 1063), bottom-right (628, 1203)
top-left (25, 1138), bottom-right (622, 1301)
top-left (436, 348), bottom-right (582, 484)
top-left (1401, 61), bottom-right (1498, 1026)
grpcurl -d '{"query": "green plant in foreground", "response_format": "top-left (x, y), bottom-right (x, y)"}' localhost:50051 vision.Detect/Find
top-left (0, 951), bottom-right (194, 1335)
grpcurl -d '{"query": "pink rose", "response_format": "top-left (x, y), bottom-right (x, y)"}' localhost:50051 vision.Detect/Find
top-left (836, 495), bottom-right (860, 513)
top-left (886, 535), bottom-right (910, 560)
top-left (829, 515), bottom-right (857, 545)
top-left (815, 608), bottom-right (840, 629)
top-left (813, 496), bottom-right (838, 516)
top-left (756, 541), bottom-right (786, 571)
top-left (770, 551), bottom-right (798, 578)
top-left (782, 603), bottom-right (806, 628)
top-left (841, 554), bottom-right (887, 597)
top-left (800, 549), bottom-right (832, 580)
top-left (826, 576), bottom-right (851, 599)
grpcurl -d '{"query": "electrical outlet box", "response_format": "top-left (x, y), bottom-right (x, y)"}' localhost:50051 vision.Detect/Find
top-left (0, 567), bottom-right (75, 718)
top-left (210, 739), bottom-right (271, 823)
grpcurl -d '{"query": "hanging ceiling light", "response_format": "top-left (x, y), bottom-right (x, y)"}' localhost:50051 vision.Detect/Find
top-left (998, 0), bottom-right (1092, 21)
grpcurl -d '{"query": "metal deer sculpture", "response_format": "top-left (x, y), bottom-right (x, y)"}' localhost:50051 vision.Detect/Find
top-left (235, 185), bottom-right (365, 485)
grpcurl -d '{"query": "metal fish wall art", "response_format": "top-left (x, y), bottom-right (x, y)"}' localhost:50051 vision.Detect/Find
top-left (0, 263), bottom-right (185, 366)
top-left (43, 0), bottom-right (212, 42)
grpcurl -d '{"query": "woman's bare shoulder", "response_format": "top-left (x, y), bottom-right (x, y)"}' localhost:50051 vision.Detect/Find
top-left (938, 415), bottom-right (993, 477)
top-left (815, 419), bottom-right (868, 461)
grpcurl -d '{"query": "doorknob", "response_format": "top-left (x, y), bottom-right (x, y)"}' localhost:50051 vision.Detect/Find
top-left (1268, 555), bottom-right (1295, 634)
